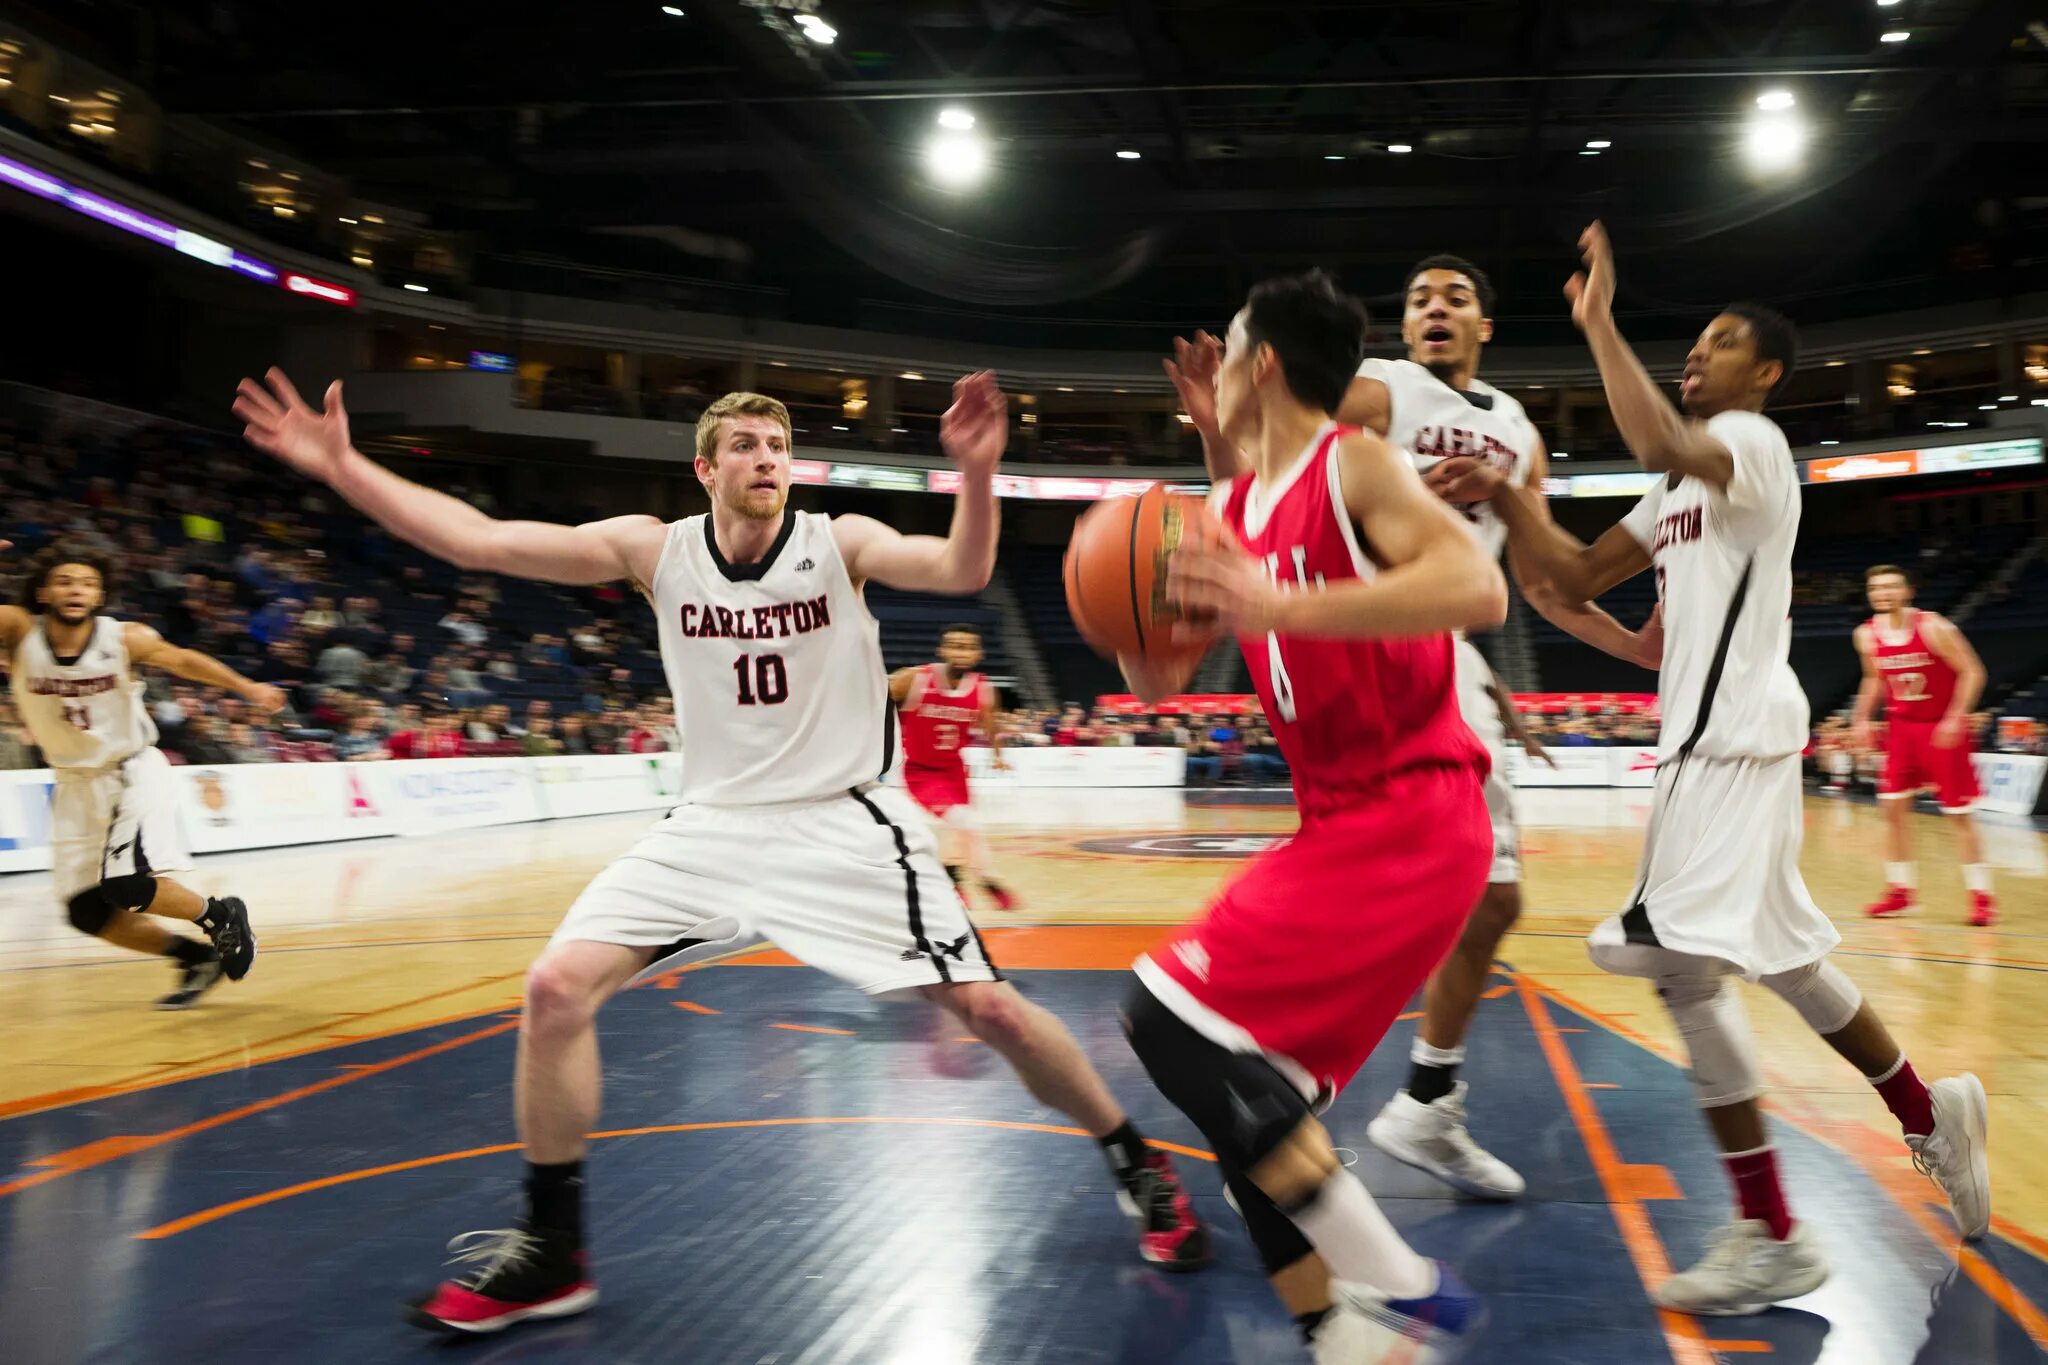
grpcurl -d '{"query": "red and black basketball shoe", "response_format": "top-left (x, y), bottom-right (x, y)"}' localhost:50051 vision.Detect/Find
top-left (1117, 1151), bottom-right (1212, 1272)
top-left (406, 1224), bottom-right (597, 1334)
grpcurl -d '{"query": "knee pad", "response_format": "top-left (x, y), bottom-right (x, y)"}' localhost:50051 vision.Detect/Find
top-left (66, 886), bottom-right (116, 936)
top-left (1121, 978), bottom-right (1311, 1173)
top-left (1657, 974), bottom-right (1762, 1108)
top-left (1760, 960), bottom-right (1863, 1036)
top-left (99, 873), bottom-right (159, 912)
top-left (1223, 1168), bottom-right (1316, 1276)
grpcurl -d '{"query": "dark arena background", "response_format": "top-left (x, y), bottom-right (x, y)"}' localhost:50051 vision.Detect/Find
top-left (2, 3), bottom-right (2047, 1363)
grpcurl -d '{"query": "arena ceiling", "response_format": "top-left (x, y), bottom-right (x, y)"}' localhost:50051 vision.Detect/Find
top-left (23, 0), bottom-right (2048, 347)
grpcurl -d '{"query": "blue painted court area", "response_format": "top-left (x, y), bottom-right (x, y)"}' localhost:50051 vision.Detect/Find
top-left (1, 963), bottom-right (2042, 1364)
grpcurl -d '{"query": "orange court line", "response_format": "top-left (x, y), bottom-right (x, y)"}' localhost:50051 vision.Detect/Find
top-left (136, 1116), bottom-right (1218, 1240)
top-left (1706, 1344), bottom-right (1774, 1355)
top-left (0, 1018), bottom-right (520, 1200)
top-left (1520, 969), bottom-right (2048, 1351)
top-left (671, 1001), bottom-right (720, 1015)
top-left (1515, 971), bottom-right (1721, 1365)
top-left (726, 923), bottom-right (1176, 972)
top-left (1585, 1082), bottom-right (1621, 1090)
top-left (771, 1023), bottom-right (855, 1036)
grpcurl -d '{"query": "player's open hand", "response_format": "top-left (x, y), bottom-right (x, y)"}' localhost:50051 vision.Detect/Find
top-left (1525, 735), bottom-right (1560, 770)
top-left (1162, 331), bottom-right (1224, 435)
top-left (1167, 537), bottom-right (1275, 641)
top-left (1564, 220), bottom-right (1616, 333)
top-left (1430, 455), bottom-right (1508, 505)
top-left (1932, 715), bottom-right (1965, 750)
top-left (235, 369), bottom-right (355, 484)
top-left (243, 683), bottom-right (288, 715)
top-left (940, 371), bottom-right (1009, 477)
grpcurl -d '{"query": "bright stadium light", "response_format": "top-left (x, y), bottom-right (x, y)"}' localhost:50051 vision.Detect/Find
top-left (795, 13), bottom-right (835, 44)
top-left (1387, 142), bottom-right (1413, 154)
top-left (1116, 148), bottom-right (1141, 160)
top-left (925, 131), bottom-right (989, 188)
top-left (937, 107), bottom-right (975, 131)
top-left (1880, 29), bottom-right (1910, 43)
top-left (1744, 111), bottom-right (1807, 173)
top-left (1756, 89), bottom-right (1796, 111)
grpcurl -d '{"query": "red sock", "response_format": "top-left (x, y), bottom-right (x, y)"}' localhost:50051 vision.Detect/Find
top-left (1870, 1055), bottom-right (1935, 1138)
top-left (1723, 1147), bottom-right (1794, 1241)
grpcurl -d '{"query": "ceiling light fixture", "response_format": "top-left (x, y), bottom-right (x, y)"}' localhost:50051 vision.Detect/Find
top-left (1880, 29), bottom-right (1910, 43)
top-left (403, 283), bottom-right (430, 293)
top-left (937, 107), bottom-right (975, 130)
top-left (1586, 139), bottom-right (1612, 149)
top-left (1756, 90), bottom-right (1796, 111)
top-left (1387, 142), bottom-right (1413, 154)
top-left (1116, 149), bottom-right (1141, 160)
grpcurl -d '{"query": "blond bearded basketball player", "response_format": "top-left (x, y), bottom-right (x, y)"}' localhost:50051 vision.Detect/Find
top-left (234, 368), bottom-right (1208, 1338)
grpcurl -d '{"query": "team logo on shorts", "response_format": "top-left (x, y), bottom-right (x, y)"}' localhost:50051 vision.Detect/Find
top-left (1074, 833), bottom-right (1289, 859)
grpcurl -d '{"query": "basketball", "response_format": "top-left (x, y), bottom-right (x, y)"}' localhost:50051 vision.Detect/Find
top-left (1063, 484), bottom-right (1227, 660)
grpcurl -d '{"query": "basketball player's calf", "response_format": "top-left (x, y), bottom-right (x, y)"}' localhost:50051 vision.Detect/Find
top-left (66, 873), bottom-right (255, 1010)
top-left (1652, 956), bottom-right (1988, 1315)
top-left (1123, 985), bottom-right (1481, 1360)
top-left (925, 979), bottom-right (1207, 1268)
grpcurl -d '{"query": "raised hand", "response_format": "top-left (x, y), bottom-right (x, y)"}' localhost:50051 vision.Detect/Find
top-left (233, 369), bottom-right (356, 483)
top-left (1563, 220), bottom-right (1616, 333)
top-left (1162, 331), bottom-right (1224, 435)
top-left (939, 370), bottom-right (1009, 477)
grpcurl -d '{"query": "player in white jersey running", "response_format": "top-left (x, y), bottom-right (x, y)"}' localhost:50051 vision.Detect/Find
top-left (1, 542), bottom-right (277, 1007)
top-left (1167, 254), bottom-right (1662, 1203)
top-left (1436, 222), bottom-right (1989, 1316)
top-left (234, 369), bottom-right (1210, 1339)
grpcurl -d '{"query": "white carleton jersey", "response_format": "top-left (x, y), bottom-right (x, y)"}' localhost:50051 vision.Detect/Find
top-left (10, 616), bottom-right (158, 769)
top-left (1621, 411), bottom-right (1809, 764)
top-left (652, 511), bottom-right (897, 805)
top-left (1358, 357), bottom-right (1540, 561)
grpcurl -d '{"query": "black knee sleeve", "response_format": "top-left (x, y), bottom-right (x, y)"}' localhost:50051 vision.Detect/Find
top-left (1224, 1168), bottom-right (1317, 1276)
top-left (1120, 976), bottom-right (1312, 1174)
top-left (99, 873), bottom-right (159, 912)
top-left (66, 886), bottom-right (116, 936)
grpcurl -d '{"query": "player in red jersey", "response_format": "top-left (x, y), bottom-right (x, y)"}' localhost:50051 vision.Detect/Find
top-left (1852, 564), bottom-right (1994, 925)
top-left (1118, 270), bottom-right (1504, 1364)
top-left (889, 624), bottom-right (1019, 911)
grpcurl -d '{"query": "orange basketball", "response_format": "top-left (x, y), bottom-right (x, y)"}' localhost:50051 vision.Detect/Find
top-left (1063, 484), bottom-right (1228, 661)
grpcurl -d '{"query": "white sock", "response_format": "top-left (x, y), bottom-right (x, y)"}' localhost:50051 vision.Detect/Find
top-left (1411, 1039), bottom-right (1467, 1069)
top-left (1886, 862), bottom-right (1916, 891)
top-left (1964, 864), bottom-right (1993, 894)
top-left (1289, 1170), bottom-right (1437, 1300)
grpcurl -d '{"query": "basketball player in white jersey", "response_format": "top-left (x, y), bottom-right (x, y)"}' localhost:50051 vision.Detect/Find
top-left (234, 370), bottom-right (1210, 1338)
top-left (0, 542), bottom-right (274, 1008)
top-left (1438, 222), bottom-right (1989, 1315)
top-left (1166, 254), bottom-right (1663, 1200)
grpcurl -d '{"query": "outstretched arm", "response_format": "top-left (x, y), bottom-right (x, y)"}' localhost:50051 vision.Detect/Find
top-left (122, 624), bottom-right (286, 713)
top-left (1567, 222), bottom-right (1735, 487)
top-left (1436, 457), bottom-right (1651, 605)
top-left (235, 370), bottom-right (663, 586)
top-left (1498, 445), bottom-right (1658, 667)
top-left (838, 372), bottom-right (1004, 594)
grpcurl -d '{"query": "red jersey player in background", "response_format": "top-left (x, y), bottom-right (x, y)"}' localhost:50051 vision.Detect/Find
top-left (889, 625), bottom-right (1019, 911)
top-left (1852, 563), bottom-right (1994, 925)
top-left (1118, 269), bottom-right (1503, 1364)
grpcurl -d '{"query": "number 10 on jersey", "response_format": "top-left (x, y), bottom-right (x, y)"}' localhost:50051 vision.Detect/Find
top-left (733, 652), bottom-right (789, 705)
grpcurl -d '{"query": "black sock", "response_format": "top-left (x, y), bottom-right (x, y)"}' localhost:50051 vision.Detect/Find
top-left (525, 1160), bottom-right (586, 1241)
top-left (1407, 1058), bottom-right (1458, 1106)
top-left (163, 937), bottom-right (215, 967)
top-left (195, 899), bottom-right (227, 934)
top-left (1295, 1308), bottom-right (1331, 1342)
top-left (1098, 1120), bottom-right (1149, 1182)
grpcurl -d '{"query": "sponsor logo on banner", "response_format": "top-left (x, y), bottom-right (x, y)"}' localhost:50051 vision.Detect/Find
top-left (1807, 451), bottom-right (1920, 483)
top-left (1074, 833), bottom-right (1288, 858)
top-left (1972, 753), bottom-right (2046, 816)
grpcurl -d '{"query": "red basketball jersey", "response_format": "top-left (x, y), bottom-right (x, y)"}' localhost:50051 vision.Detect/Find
top-left (1867, 610), bottom-right (1957, 724)
top-left (1215, 423), bottom-right (1487, 814)
top-left (899, 664), bottom-right (987, 772)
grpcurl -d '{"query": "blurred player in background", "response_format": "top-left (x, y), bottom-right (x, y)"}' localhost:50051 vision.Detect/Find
top-left (1, 541), bottom-right (276, 1008)
top-left (1852, 564), bottom-right (1995, 925)
top-left (891, 624), bottom-right (1020, 911)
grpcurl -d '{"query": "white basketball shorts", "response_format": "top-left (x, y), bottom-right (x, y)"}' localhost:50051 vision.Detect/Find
top-left (553, 783), bottom-right (1001, 995)
top-left (1589, 752), bottom-right (1839, 981)
top-left (1452, 636), bottom-right (1519, 885)
top-left (49, 747), bottom-right (193, 902)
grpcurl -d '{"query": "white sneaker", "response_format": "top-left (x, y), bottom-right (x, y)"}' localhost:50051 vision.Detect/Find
top-left (1909, 1073), bottom-right (1991, 1241)
top-left (1654, 1219), bottom-right (1828, 1316)
top-left (1311, 1264), bottom-right (1485, 1365)
top-left (1366, 1083), bottom-right (1526, 1200)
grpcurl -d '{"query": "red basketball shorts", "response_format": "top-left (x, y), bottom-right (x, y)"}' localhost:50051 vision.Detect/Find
top-left (1879, 721), bottom-right (1979, 813)
top-left (904, 764), bottom-right (972, 818)
top-left (1136, 763), bottom-right (1492, 1099)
